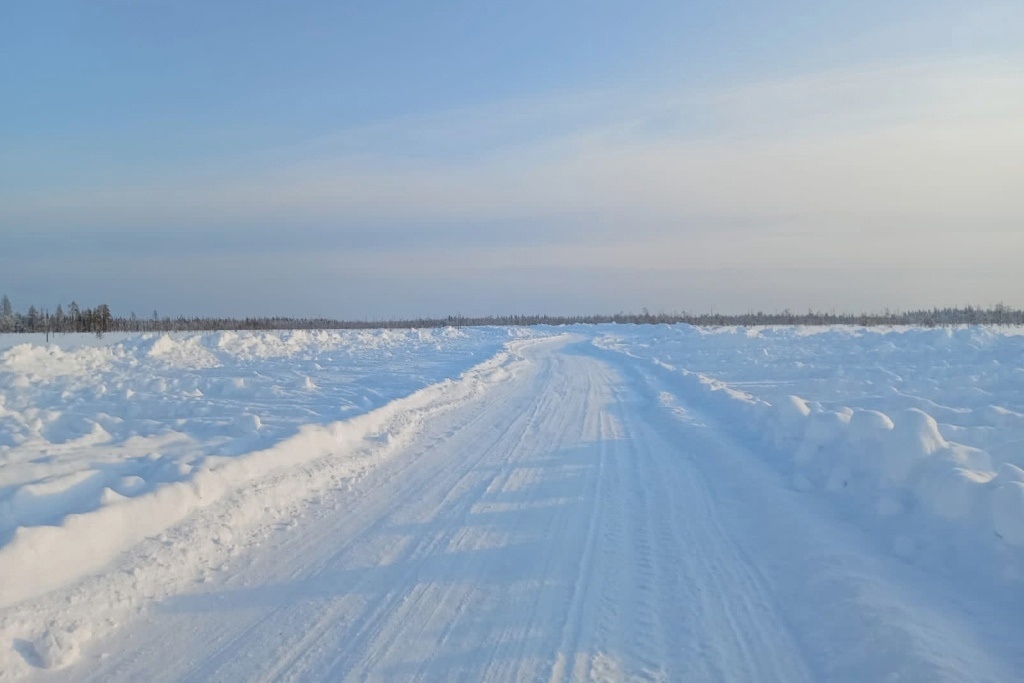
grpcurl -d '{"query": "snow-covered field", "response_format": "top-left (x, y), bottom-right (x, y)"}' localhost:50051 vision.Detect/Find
top-left (0, 328), bottom-right (520, 669)
top-left (595, 325), bottom-right (1024, 572)
top-left (0, 325), bottom-right (1022, 680)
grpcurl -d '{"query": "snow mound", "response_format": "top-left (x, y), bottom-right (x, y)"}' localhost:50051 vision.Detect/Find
top-left (0, 327), bottom-right (520, 613)
top-left (144, 335), bottom-right (219, 368)
top-left (880, 409), bottom-right (948, 487)
top-left (594, 324), bottom-right (1024, 571)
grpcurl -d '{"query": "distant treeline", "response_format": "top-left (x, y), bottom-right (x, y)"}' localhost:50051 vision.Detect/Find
top-left (2, 294), bottom-right (1023, 337)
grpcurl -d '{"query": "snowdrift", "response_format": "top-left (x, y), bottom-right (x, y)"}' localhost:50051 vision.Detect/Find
top-left (0, 329), bottom-right (555, 674)
top-left (595, 325), bottom-right (1024, 577)
top-left (0, 328), bottom-right (525, 608)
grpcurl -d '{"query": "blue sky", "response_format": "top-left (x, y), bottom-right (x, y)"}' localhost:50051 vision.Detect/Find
top-left (2, 1), bottom-right (1022, 317)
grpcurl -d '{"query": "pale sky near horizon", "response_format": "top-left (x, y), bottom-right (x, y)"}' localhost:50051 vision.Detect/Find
top-left (2, 1), bottom-right (1023, 317)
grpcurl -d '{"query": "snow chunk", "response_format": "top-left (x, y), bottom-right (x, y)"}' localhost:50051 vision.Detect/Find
top-left (30, 623), bottom-right (91, 669)
top-left (794, 409), bottom-right (850, 468)
top-left (880, 409), bottom-right (947, 487)
top-left (915, 467), bottom-right (991, 521)
top-left (235, 413), bottom-right (262, 434)
top-left (848, 409), bottom-right (895, 445)
top-left (769, 396), bottom-right (811, 449)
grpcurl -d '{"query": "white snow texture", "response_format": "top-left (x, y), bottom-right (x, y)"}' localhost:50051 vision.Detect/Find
top-left (0, 325), bottom-right (1021, 681)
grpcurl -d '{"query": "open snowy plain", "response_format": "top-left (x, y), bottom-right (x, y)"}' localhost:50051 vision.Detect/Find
top-left (0, 325), bottom-right (1022, 681)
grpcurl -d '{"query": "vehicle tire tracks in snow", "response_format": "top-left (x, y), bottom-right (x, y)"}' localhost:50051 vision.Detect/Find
top-left (35, 335), bottom-right (1021, 682)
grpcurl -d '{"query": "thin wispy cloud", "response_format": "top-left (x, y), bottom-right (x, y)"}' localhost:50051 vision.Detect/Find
top-left (2, 1), bottom-right (1021, 315)
top-left (5, 59), bottom-right (1021, 232)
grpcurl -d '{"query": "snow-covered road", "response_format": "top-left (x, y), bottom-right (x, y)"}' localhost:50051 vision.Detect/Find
top-left (35, 335), bottom-right (1021, 682)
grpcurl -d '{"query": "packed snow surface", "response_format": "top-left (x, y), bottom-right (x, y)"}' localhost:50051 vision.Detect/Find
top-left (0, 325), bottom-right (1022, 681)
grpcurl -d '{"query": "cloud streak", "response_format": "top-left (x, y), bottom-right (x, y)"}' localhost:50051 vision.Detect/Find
top-left (4, 57), bottom-right (1023, 315)
top-left (5, 58), bottom-right (1022, 233)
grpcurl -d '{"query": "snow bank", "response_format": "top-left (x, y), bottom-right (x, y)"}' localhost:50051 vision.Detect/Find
top-left (0, 328), bottom-right (526, 610)
top-left (2, 344), bottom-right (552, 677)
top-left (595, 325), bottom-right (1024, 576)
top-left (0, 339), bottom-right (531, 608)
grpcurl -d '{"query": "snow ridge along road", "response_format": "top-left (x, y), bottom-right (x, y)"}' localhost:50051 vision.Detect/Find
top-left (5, 333), bottom-right (1022, 681)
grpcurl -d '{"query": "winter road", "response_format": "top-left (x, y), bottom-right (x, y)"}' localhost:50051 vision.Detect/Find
top-left (44, 336), bottom-right (1020, 682)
